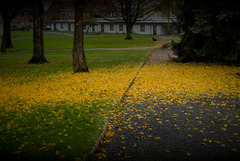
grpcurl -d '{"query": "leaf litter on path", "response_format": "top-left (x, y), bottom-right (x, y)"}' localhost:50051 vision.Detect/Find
top-left (96, 50), bottom-right (240, 161)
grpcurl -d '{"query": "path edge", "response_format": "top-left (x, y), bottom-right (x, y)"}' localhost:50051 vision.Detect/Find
top-left (81, 51), bottom-right (152, 161)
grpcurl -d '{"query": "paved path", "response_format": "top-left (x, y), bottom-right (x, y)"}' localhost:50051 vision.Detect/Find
top-left (95, 49), bottom-right (240, 161)
top-left (4, 46), bottom-right (162, 53)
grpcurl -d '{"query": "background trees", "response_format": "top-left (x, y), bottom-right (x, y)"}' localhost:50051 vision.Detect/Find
top-left (173, 0), bottom-right (240, 64)
top-left (113, 0), bottom-right (158, 40)
top-left (0, 1), bottom-right (24, 52)
top-left (2, 0), bottom-right (239, 65)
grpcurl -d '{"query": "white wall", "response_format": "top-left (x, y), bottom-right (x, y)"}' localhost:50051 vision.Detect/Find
top-left (94, 25), bottom-right (101, 33)
top-left (71, 24), bottom-right (74, 31)
top-left (133, 25), bottom-right (151, 35)
top-left (94, 24), bottom-right (126, 34)
top-left (116, 24), bottom-right (126, 34)
top-left (51, 21), bottom-right (173, 35)
top-left (160, 24), bottom-right (171, 35)
top-left (52, 23), bottom-right (100, 32)
top-left (84, 25), bottom-right (95, 32)
top-left (51, 23), bottom-right (55, 31)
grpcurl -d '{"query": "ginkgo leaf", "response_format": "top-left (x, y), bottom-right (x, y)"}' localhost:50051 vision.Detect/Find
top-left (201, 143), bottom-right (207, 147)
top-left (56, 150), bottom-right (60, 155)
top-left (188, 134), bottom-right (192, 137)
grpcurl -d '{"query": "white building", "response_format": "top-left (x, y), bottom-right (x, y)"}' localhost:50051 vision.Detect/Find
top-left (51, 18), bottom-right (176, 35)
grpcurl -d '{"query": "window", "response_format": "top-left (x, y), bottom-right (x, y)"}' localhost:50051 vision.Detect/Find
top-left (101, 24), bottom-right (104, 32)
top-left (61, 23), bottom-right (64, 29)
top-left (119, 25), bottom-right (123, 31)
top-left (153, 25), bottom-right (157, 35)
top-left (110, 24), bottom-right (114, 31)
top-left (140, 25), bottom-right (145, 32)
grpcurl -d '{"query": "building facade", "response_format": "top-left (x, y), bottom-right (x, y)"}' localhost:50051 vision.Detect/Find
top-left (5, 0), bottom-right (176, 35)
top-left (8, 0), bottom-right (116, 30)
top-left (51, 18), bottom-right (176, 35)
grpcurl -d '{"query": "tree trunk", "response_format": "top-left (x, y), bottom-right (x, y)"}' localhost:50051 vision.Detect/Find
top-left (1, 13), bottom-right (13, 52)
top-left (72, 0), bottom-right (89, 73)
top-left (125, 22), bottom-right (133, 40)
top-left (29, 0), bottom-right (48, 64)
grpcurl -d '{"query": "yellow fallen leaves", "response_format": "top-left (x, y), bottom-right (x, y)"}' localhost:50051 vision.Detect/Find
top-left (186, 153), bottom-right (191, 156)
top-left (55, 150), bottom-right (60, 155)
top-left (0, 65), bottom-right (139, 112)
top-left (127, 62), bottom-right (240, 104)
top-left (0, 64), bottom-right (141, 157)
top-left (188, 134), bottom-right (192, 137)
top-left (232, 149), bottom-right (238, 152)
top-left (68, 145), bottom-right (72, 150)
top-left (97, 61), bottom-right (240, 160)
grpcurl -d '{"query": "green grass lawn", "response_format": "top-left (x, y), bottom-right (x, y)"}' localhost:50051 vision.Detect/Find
top-left (0, 31), bottom-right (67, 40)
top-left (0, 49), bottom-right (150, 161)
top-left (0, 50), bottom-right (149, 78)
top-left (3, 31), bottom-right (157, 51)
top-left (0, 31), bottom-right (154, 160)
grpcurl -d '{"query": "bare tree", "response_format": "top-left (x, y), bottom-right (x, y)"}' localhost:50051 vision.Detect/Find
top-left (72, 0), bottom-right (89, 73)
top-left (113, 0), bottom-right (158, 40)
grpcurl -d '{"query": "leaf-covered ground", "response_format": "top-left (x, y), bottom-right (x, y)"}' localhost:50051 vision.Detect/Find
top-left (0, 50), bottom-right (149, 161)
top-left (97, 51), bottom-right (240, 161)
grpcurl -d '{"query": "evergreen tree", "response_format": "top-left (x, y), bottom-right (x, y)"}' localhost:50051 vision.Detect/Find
top-left (173, 0), bottom-right (240, 64)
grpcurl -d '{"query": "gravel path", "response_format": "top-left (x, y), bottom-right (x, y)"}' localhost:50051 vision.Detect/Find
top-left (95, 49), bottom-right (240, 161)
top-left (148, 49), bottom-right (175, 64)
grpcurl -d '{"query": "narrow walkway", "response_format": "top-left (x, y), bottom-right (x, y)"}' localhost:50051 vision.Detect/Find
top-left (95, 49), bottom-right (240, 161)
top-left (3, 46), bottom-right (162, 54)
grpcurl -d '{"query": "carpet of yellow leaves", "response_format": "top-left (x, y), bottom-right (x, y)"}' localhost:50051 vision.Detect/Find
top-left (98, 61), bottom-right (240, 160)
top-left (0, 64), bottom-right (140, 159)
top-left (0, 65), bottom-right (139, 113)
top-left (126, 62), bottom-right (240, 104)
top-left (1, 58), bottom-right (240, 160)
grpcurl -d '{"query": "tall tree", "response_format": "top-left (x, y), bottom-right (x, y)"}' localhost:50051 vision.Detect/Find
top-left (113, 0), bottom-right (158, 40)
top-left (29, 0), bottom-right (48, 64)
top-left (0, 2), bottom-right (22, 52)
top-left (173, 0), bottom-right (240, 64)
top-left (72, 0), bottom-right (89, 73)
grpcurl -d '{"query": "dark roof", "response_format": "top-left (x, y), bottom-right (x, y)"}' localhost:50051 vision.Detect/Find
top-left (51, 18), bottom-right (177, 24)
top-left (97, 18), bottom-right (177, 24)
